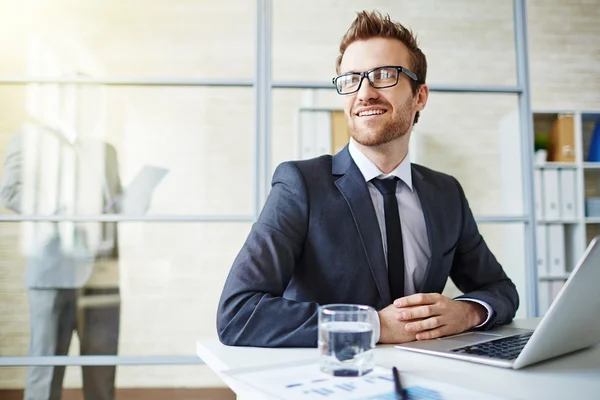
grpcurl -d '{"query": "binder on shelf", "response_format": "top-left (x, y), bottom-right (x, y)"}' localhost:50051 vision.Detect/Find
top-left (587, 122), bottom-right (600, 162)
top-left (542, 169), bottom-right (560, 220)
top-left (559, 169), bottom-right (577, 220)
top-left (586, 197), bottom-right (600, 217)
top-left (536, 225), bottom-right (548, 277)
top-left (534, 170), bottom-right (543, 219)
top-left (547, 224), bottom-right (566, 276)
top-left (548, 114), bottom-right (575, 162)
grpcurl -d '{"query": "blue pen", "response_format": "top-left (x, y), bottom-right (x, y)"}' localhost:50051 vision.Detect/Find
top-left (392, 367), bottom-right (407, 400)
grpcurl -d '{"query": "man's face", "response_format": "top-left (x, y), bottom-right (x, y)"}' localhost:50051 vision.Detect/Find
top-left (339, 37), bottom-right (423, 147)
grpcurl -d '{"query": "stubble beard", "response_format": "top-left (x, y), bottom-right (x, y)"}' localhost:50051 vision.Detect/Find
top-left (349, 97), bottom-right (414, 147)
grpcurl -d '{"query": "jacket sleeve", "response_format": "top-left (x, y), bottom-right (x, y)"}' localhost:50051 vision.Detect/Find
top-left (0, 132), bottom-right (23, 213)
top-left (216, 161), bottom-right (320, 347)
top-left (449, 177), bottom-right (520, 329)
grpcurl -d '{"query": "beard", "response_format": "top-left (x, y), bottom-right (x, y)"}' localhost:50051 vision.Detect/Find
top-left (348, 96), bottom-right (414, 147)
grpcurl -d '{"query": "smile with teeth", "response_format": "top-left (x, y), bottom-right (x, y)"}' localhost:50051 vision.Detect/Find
top-left (358, 109), bottom-right (387, 117)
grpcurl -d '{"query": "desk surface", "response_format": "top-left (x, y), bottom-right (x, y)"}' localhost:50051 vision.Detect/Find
top-left (197, 319), bottom-right (600, 400)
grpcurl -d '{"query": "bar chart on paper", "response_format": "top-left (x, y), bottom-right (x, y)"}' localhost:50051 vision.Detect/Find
top-left (281, 372), bottom-right (442, 400)
top-left (224, 362), bottom-right (505, 400)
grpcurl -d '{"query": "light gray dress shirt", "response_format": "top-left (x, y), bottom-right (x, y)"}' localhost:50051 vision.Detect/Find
top-left (347, 139), bottom-right (492, 341)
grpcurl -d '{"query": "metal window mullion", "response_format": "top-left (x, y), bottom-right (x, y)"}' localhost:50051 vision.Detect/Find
top-left (254, 0), bottom-right (263, 218)
top-left (264, 0), bottom-right (273, 205)
top-left (0, 215), bottom-right (255, 222)
top-left (0, 355), bottom-right (203, 366)
top-left (254, 0), bottom-right (272, 213)
top-left (271, 81), bottom-right (523, 94)
top-left (0, 77), bottom-right (254, 87)
top-left (514, 0), bottom-right (538, 318)
top-left (474, 216), bottom-right (530, 224)
top-left (0, 214), bottom-right (528, 223)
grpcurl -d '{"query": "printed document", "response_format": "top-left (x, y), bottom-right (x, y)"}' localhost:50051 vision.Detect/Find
top-left (224, 360), bottom-right (505, 400)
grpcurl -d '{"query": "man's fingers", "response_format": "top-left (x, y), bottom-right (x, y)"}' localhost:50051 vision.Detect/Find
top-left (415, 325), bottom-right (451, 341)
top-left (393, 293), bottom-right (440, 308)
top-left (405, 316), bottom-right (443, 333)
top-left (397, 305), bottom-right (438, 321)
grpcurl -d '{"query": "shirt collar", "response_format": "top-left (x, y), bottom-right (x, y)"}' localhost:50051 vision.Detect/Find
top-left (348, 138), bottom-right (413, 191)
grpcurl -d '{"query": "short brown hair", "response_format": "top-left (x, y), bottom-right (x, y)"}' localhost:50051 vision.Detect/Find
top-left (336, 11), bottom-right (427, 123)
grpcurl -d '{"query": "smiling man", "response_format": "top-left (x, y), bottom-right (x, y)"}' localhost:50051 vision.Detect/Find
top-left (217, 11), bottom-right (519, 347)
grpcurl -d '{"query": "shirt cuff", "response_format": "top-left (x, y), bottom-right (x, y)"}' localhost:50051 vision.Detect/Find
top-left (373, 311), bottom-right (381, 343)
top-left (455, 298), bottom-right (494, 328)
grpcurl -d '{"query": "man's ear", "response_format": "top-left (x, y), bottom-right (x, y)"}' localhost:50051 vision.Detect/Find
top-left (415, 84), bottom-right (429, 111)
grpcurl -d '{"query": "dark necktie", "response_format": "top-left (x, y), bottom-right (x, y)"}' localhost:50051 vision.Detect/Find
top-left (371, 178), bottom-right (405, 301)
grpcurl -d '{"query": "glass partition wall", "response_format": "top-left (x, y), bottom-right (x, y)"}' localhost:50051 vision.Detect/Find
top-left (0, 0), bottom-right (536, 394)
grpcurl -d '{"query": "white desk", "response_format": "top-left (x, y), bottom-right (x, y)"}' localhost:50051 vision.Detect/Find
top-left (197, 319), bottom-right (600, 400)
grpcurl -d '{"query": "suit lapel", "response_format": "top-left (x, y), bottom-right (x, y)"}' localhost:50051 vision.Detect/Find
top-left (333, 147), bottom-right (390, 305)
top-left (412, 167), bottom-right (443, 292)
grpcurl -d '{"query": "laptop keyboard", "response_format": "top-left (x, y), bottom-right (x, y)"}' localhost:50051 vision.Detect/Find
top-left (450, 332), bottom-right (534, 360)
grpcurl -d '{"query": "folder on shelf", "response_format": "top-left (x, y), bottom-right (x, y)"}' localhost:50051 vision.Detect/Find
top-left (542, 169), bottom-right (560, 220)
top-left (559, 169), bottom-right (577, 220)
top-left (534, 170), bottom-right (543, 219)
top-left (548, 115), bottom-right (575, 162)
top-left (536, 225), bottom-right (548, 277)
top-left (587, 122), bottom-right (600, 162)
top-left (547, 224), bottom-right (566, 276)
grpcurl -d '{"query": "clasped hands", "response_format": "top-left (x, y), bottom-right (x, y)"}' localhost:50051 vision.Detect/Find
top-left (378, 293), bottom-right (487, 344)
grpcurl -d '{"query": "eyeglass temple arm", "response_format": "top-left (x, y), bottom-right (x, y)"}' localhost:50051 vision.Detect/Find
top-left (399, 67), bottom-right (418, 82)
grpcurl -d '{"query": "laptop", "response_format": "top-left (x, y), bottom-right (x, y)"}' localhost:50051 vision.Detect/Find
top-left (395, 236), bottom-right (600, 369)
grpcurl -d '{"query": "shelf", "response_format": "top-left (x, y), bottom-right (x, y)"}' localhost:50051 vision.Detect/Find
top-left (533, 162), bottom-right (600, 169)
top-left (533, 110), bottom-right (600, 316)
top-left (539, 274), bottom-right (570, 281)
top-left (533, 110), bottom-right (575, 115)
top-left (583, 162), bottom-right (600, 169)
top-left (534, 162), bottom-right (577, 170)
top-left (537, 219), bottom-right (580, 224)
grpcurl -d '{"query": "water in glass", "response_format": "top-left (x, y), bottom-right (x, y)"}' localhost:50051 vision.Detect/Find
top-left (318, 304), bottom-right (376, 376)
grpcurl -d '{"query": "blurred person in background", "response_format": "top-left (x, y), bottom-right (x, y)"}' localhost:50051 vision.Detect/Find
top-left (0, 82), bottom-right (122, 400)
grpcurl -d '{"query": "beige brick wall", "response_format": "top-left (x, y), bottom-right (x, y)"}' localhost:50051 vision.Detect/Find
top-left (528, 0), bottom-right (600, 109)
top-left (0, 0), bottom-right (599, 390)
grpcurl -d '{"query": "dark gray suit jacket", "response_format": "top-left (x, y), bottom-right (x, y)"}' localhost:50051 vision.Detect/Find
top-left (217, 146), bottom-right (519, 347)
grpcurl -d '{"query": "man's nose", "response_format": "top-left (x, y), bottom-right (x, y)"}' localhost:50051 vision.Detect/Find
top-left (356, 76), bottom-right (379, 103)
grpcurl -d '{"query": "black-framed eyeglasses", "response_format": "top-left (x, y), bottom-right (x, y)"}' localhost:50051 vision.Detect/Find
top-left (332, 65), bottom-right (419, 95)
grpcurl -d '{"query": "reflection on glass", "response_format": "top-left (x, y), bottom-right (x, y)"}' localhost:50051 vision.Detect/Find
top-left (0, 84), bottom-right (255, 216)
top-left (0, 365), bottom-right (226, 397)
top-left (0, 136), bottom-right (122, 398)
top-left (0, 222), bottom-right (251, 359)
top-left (0, 0), bottom-right (254, 78)
top-left (0, 83), bottom-right (131, 400)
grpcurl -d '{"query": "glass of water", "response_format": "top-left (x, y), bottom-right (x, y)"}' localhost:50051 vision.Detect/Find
top-left (318, 304), bottom-right (377, 377)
